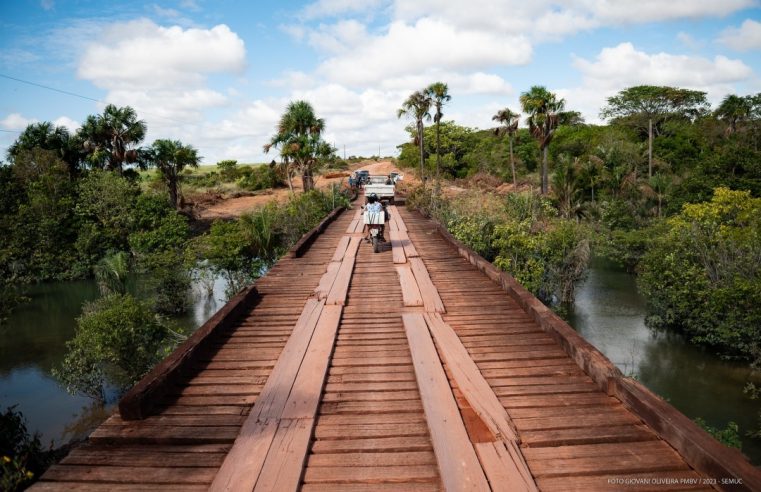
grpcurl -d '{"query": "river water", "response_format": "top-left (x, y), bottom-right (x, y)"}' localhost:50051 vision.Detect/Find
top-left (2, 260), bottom-right (760, 466)
top-left (566, 258), bottom-right (761, 465)
top-left (0, 277), bottom-right (229, 447)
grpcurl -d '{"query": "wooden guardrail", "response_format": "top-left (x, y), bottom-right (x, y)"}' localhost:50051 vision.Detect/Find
top-left (420, 209), bottom-right (761, 492)
top-left (118, 205), bottom-right (347, 420)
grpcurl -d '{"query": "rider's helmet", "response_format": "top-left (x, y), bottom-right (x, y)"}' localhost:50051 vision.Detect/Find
top-left (367, 193), bottom-right (378, 203)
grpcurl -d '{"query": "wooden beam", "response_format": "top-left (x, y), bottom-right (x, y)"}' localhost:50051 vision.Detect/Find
top-left (331, 236), bottom-right (351, 263)
top-left (118, 285), bottom-right (260, 420)
top-left (314, 262), bottom-right (340, 300)
top-left (209, 299), bottom-right (325, 491)
top-left (398, 230), bottom-right (419, 258)
top-left (388, 205), bottom-right (407, 232)
top-left (326, 237), bottom-right (361, 306)
top-left (425, 313), bottom-right (537, 491)
top-left (254, 305), bottom-right (343, 490)
top-left (409, 257), bottom-right (446, 314)
top-left (402, 313), bottom-right (490, 492)
top-left (396, 264), bottom-right (423, 307)
top-left (390, 230), bottom-right (407, 264)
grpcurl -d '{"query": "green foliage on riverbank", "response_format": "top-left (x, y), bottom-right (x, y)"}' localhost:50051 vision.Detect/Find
top-left (196, 189), bottom-right (350, 297)
top-left (639, 188), bottom-right (761, 363)
top-left (407, 187), bottom-right (591, 304)
top-left (53, 294), bottom-right (180, 401)
top-left (1, 406), bottom-right (61, 491)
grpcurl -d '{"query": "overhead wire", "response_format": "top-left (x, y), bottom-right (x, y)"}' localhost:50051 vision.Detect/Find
top-left (0, 72), bottom-right (192, 125)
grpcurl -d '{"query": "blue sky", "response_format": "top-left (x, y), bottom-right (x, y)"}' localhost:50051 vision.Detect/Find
top-left (1, 0), bottom-right (761, 163)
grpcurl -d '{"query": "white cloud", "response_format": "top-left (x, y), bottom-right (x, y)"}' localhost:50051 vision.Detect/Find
top-left (676, 32), bottom-right (703, 50)
top-left (0, 113), bottom-right (37, 131)
top-left (718, 19), bottom-right (761, 51)
top-left (53, 116), bottom-right (80, 132)
top-left (563, 42), bottom-right (754, 123)
top-left (317, 18), bottom-right (532, 87)
top-left (40, 0), bottom-right (54, 11)
top-left (78, 19), bottom-right (245, 91)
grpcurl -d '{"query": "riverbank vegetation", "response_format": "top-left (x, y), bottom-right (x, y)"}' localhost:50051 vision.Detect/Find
top-left (398, 84), bottom-right (761, 369)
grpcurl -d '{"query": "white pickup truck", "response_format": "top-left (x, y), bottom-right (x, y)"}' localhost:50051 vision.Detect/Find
top-left (364, 175), bottom-right (396, 203)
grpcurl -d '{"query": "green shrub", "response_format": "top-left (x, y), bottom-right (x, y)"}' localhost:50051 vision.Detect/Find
top-left (639, 187), bottom-right (761, 361)
top-left (237, 165), bottom-right (278, 191)
top-left (693, 418), bottom-right (742, 450)
top-left (1, 406), bottom-right (59, 491)
top-left (53, 294), bottom-right (177, 400)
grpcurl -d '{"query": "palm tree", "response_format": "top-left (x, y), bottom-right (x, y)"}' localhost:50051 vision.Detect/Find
top-left (715, 94), bottom-right (753, 136)
top-left (425, 82), bottom-right (451, 183)
top-left (520, 86), bottom-right (566, 195)
top-left (264, 101), bottom-right (332, 192)
top-left (78, 105), bottom-right (146, 173)
top-left (397, 90), bottom-right (432, 184)
top-left (148, 139), bottom-right (200, 209)
top-left (492, 108), bottom-right (520, 186)
top-left (7, 121), bottom-right (82, 177)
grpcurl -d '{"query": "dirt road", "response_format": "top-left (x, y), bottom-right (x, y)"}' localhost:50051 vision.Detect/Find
top-left (197, 160), bottom-right (407, 220)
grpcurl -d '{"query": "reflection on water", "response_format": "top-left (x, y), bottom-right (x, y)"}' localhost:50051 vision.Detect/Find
top-left (0, 274), bottom-right (229, 447)
top-left (566, 257), bottom-right (761, 465)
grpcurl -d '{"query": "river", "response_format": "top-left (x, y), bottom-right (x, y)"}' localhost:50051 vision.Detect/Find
top-left (2, 260), bottom-right (760, 466)
top-left (566, 258), bottom-right (761, 465)
top-left (0, 276), bottom-right (229, 447)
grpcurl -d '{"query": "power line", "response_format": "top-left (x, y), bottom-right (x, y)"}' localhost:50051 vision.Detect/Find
top-left (0, 129), bottom-right (23, 133)
top-left (0, 72), bottom-right (191, 125)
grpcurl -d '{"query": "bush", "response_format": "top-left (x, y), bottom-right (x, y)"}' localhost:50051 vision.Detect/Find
top-left (237, 165), bottom-right (278, 191)
top-left (53, 294), bottom-right (177, 401)
top-left (693, 418), bottom-right (742, 450)
top-left (1, 407), bottom-right (58, 491)
top-left (217, 159), bottom-right (238, 180)
top-left (639, 187), bottom-right (761, 361)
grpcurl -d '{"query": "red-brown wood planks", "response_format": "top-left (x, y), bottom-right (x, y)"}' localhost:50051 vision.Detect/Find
top-left (409, 257), bottom-right (446, 314)
top-left (390, 230), bottom-right (407, 264)
top-left (402, 312), bottom-right (489, 491)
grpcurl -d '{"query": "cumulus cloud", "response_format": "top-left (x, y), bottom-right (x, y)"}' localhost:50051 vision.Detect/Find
top-left (317, 18), bottom-right (531, 87)
top-left (0, 113), bottom-right (36, 130)
top-left (718, 19), bottom-right (761, 51)
top-left (53, 116), bottom-right (81, 132)
top-left (562, 42), bottom-right (754, 122)
top-left (78, 19), bottom-right (245, 91)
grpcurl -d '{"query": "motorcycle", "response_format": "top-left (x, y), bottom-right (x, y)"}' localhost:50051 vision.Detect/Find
top-left (363, 204), bottom-right (387, 253)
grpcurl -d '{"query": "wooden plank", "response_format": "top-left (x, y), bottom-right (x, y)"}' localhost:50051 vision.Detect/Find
top-left (326, 237), bottom-right (361, 306)
top-left (209, 298), bottom-right (325, 491)
top-left (424, 313), bottom-right (537, 492)
top-left (476, 441), bottom-right (537, 492)
top-left (388, 205), bottom-right (407, 232)
top-left (314, 262), bottom-right (340, 300)
top-left (395, 264), bottom-right (423, 307)
top-left (398, 230), bottom-right (419, 258)
top-left (402, 312), bottom-right (490, 491)
top-left (282, 305), bottom-right (343, 419)
top-left (330, 236), bottom-right (351, 262)
top-left (390, 230), bottom-right (407, 264)
top-left (254, 418), bottom-right (313, 492)
top-left (409, 257), bottom-right (446, 314)
top-left (425, 313), bottom-right (518, 442)
top-left (346, 219), bottom-right (359, 234)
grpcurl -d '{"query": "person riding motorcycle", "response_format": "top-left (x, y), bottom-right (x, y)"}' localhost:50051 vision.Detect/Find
top-left (364, 193), bottom-right (387, 241)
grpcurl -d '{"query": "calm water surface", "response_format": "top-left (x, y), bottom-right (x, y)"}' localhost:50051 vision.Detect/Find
top-left (0, 276), bottom-right (229, 446)
top-left (566, 258), bottom-right (761, 465)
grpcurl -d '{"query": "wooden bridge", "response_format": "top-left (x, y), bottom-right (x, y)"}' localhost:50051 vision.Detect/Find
top-left (32, 201), bottom-right (761, 491)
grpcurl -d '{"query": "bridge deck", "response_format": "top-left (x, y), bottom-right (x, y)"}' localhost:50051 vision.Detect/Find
top-left (32, 203), bottom-right (759, 491)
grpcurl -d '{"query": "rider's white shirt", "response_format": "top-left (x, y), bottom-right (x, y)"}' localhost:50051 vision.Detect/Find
top-left (366, 202), bottom-right (383, 213)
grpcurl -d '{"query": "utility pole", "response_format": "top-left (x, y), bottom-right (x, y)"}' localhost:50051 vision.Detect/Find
top-left (344, 145), bottom-right (346, 160)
